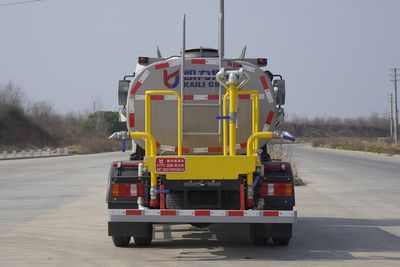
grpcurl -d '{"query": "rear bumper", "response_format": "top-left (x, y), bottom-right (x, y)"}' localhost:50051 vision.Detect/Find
top-left (109, 209), bottom-right (297, 224)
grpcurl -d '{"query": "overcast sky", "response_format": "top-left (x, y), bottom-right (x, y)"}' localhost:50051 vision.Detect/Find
top-left (1, 0), bottom-right (399, 118)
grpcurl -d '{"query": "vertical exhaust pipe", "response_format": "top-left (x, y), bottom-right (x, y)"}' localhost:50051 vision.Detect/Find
top-left (218, 0), bottom-right (225, 143)
top-left (219, 0), bottom-right (224, 63)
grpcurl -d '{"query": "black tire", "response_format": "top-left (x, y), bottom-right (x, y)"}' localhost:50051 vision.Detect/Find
top-left (272, 237), bottom-right (290, 246)
top-left (133, 223), bottom-right (153, 246)
top-left (112, 236), bottom-right (130, 247)
top-left (250, 224), bottom-right (267, 245)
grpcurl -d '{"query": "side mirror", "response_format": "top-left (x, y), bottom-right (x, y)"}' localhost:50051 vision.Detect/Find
top-left (273, 79), bottom-right (285, 105)
top-left (118, 107), bottom-right (127, 122)
top-left (118, 80), bottom-right (131, 106)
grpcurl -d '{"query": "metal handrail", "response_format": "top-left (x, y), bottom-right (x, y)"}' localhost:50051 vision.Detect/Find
top-left (145, 90), bottom-right (182, 156)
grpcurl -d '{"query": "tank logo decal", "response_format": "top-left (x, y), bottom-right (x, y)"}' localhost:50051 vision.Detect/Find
top-left (163, 69), bottom-right (180, 89)
top-left (184, 69), bottom-right (220, 88)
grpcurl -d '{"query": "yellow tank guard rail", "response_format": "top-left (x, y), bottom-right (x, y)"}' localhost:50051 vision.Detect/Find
top-left (246, 131), bottom-right (273, 186)
top-left (128, 132), bottom-right (157, 187)
top-left (145, 90), bottom-right (182, 156)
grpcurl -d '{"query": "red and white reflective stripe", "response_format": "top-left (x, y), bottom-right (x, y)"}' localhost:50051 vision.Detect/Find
top-left (184, 94), bottom-right (219, 101)
top-left (128, 99), bottom-right (135, 128)
top-left (134, 94), bottom-right (264, 101)
top-left (157, 143), bottom-right (190, 154)
top-left (193, 147), bottom-right (223, 153)
top-left (193, 143), bottom-right (246, 154)
top-left (263, 111), bottom-right (275, 131)
top-left (159, 144), bottom-right (175, 152)
top-left (131, 70), bottom-right (150, 95)
top-left (266, 111), bottom-right (275, 125)
top-left (109, 209), bottom-right (295, 217)
top-left (260, 75), bottom-right (269, 91)
top-left (154, 60), bottom-right (180, 70)
top-left (191, 58), bottom-right (219, 65)
top-left (259, 75), bottom-right (274, 104)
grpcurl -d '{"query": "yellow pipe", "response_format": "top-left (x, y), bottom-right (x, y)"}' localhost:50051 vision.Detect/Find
top-left (144, 94), bottom-right (151, 154)
top-left (223, 90), bottom-right (260, 155)
top-left (247, 172), bottom-right (253, 187)
top-left (223, 92), bottom-right (229, 155)
top-left (228, 83), bottom-right (238, 156)
top-left (246, 131), bottom-right (273, 156)
top-left (144, 90), bottom-right (182, 156)
top-left (129, 132), bottom-right (157, 187)
top-left (129, 132), bottom-right (157, 156)
top-left (236, 90), bottom-right (259, 152)
top-left (254, 94), bottom-right (259, 150)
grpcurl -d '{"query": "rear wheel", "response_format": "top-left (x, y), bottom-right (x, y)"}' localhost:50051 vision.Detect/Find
top-left (272, 237), bottom-right (290, 246)
top-left (250, 224), bottom-right (267, 245)
top-left (133, 223), bottom-right (153, 246)
top-left (112, 236), bottom-right (130, 247)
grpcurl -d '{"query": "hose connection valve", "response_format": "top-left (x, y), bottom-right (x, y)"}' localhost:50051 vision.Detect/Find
top-left (273, 131), bottom-right (296, 142)
top-left (215, 67), bottom-right (250, 89)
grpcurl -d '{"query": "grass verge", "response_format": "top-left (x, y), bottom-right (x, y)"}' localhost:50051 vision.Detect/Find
top-left (312, 137), bottom-right (400, 155)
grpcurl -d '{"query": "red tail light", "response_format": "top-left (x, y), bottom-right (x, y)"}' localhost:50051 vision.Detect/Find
top-left (267, 183), bottom-right (292, 197)
top-left (259, 182), bottom-right (268, 197)
top-left (136, 183), bottom-right (144, 197)
top-left (112, 183), bottom-right (144, 197)
top-left (138, 56), bottom-right (149, 64)
top-left (257, 58), bottom-right (267, 66)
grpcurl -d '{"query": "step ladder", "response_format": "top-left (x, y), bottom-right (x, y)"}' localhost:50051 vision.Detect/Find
top-left (180, 15), bottom-right (224, 140)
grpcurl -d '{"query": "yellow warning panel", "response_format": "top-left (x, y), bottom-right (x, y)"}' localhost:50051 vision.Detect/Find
top-left (146, 155), bottom-right (258, 180)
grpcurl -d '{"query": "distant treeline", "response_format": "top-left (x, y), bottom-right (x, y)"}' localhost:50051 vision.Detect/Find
top-left (282, 114), bottom-right (390, 138)
top-left (0, 81), bottom-right (126, 153)
top-left (0, 80), bottom-right (392, 152)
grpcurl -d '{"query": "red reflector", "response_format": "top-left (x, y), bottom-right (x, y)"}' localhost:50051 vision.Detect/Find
top-left (155, 62), bottom-right (169, 69)
top-left (112, 183), bottom-right (144, 197)
top-left (126, 210), bottom-right (142, 216)
top-left (257, 58), bottom-right (267, 66)
top-left (129, 113), bottom-right (135, 128)
top-left (112, 184), bottom-right (130, 197)
top-left (195, 210), bottom-right (210, 216)
top-left (192, 59), bottom-right (206, 64)
top-left (150, 95), bottom-right (164, 100)
top-left (264, 211), bottom-right (279, 217)
top-left (228, 210), bottom-right (244, 216)
top-left (267, 183), bottom-right (293, 197)
top-left (239, 94), bottom-right (251, 100)
top-left (138, 56), bottom-right (149, 64)
top-left (160, 210), bottom-right (177, 216)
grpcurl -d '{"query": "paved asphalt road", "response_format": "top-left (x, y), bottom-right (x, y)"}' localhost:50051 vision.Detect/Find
top-left (0, 144), bottom-right (399, 266)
